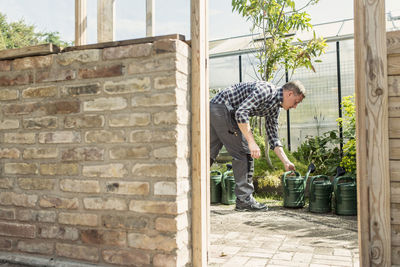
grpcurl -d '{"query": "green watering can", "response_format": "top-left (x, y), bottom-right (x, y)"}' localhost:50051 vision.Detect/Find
top-left (309, 175), bottom-right (332, 213)
top-left (221, 164), bottom-right (236, 205)
top-left (282, 163), bottom-right (315, 208)
top-left (210, 170), bottom-right (222, 204)
top-left (333, 174), bottom-right (357, 216)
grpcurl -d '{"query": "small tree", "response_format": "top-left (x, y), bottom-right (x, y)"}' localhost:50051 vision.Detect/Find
top-left (0, 12), bottom-right (72, 50)
top-left (232, 0), bottom-right (327, 167)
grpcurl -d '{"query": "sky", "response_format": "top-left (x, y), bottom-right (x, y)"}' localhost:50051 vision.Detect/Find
top-left (0, 0), bottom-right (399, 44)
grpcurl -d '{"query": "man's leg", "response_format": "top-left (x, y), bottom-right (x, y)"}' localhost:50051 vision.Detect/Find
top-left (210, 117), bottom-right (223, 167)
top-left (209, 104), bottom-right (254, 201)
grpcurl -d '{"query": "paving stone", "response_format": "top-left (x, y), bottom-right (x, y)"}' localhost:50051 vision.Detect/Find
top-left (222, 256), bottom-right (249, 266)
top-left (244, 258), bottom-right (268, 267)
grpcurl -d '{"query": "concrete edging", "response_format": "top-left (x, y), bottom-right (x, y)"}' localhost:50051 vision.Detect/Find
top-left (0, 253), bottom-right (100, 267)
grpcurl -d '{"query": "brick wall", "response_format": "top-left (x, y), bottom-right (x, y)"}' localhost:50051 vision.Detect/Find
top-left (0, 36), bottom-right (191, 266)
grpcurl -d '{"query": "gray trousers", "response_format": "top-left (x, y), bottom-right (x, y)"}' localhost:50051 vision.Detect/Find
top-left (210, 103), bottom-right (254, 202)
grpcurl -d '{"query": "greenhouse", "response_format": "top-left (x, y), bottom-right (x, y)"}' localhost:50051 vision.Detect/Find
top-left (210, 15), bottom-right (400, 151)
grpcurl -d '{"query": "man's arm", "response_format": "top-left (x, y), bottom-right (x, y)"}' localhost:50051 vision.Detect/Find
top-left (274, 146), bottom-right (295, 171)
top-left (238, 123), bottom-right (261, 159)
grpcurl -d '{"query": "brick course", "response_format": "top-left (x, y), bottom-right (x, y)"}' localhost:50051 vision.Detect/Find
top-left (0, 37), bottom-right (190, 266)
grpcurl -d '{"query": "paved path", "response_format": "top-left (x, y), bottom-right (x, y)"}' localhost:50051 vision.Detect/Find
top-left (209, 202), bottom-right (359, 267)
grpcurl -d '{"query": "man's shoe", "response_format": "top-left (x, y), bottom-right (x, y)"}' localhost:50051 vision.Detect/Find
top-left (235, 196), bottom-right (268, 211)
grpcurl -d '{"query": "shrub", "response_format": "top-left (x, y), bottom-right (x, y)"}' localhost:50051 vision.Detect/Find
top-left (293, 130), bottom-right (341, 176)
top-left (337, 95), bottom-right (356, 175)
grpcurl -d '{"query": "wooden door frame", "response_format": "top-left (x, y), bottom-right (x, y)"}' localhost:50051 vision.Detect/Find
top-left (190, 0), bottom-right (393, 266)
top-left (354, 0), bottom-right (391, 266)
top-left (191, 0), bottom-right (210, 266)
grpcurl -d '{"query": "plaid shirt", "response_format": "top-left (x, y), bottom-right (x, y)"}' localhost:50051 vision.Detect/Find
top-left (211, 81), bottom-right (283, 150)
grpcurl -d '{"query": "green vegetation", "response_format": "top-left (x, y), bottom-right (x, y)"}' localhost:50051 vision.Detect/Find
top-left (231, 0), bottom-right (327, 167)
top-left (0, 12), bottom-right (72, 50)
top-left (337, 95), bottom-right (356, 175)
top-left (211, 94), bottom-right (356, 201)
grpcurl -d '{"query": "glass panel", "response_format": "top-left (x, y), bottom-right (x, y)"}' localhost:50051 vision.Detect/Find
top-left (339, 39), bottom-right (355, 99)
top-left (288, 42), bottom-right (339, 151)
top-left (209, 56), bottom-right (240, 98)
top-left (208, 39), bottom-right (356, 152)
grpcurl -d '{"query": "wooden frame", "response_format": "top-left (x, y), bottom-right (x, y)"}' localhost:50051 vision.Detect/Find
top-left (75, 0), bottom-right (87, 46)
top-left (191, 0), bottom-right (209, 266)
top-left (354, 0), bottom-right (391, 265)
top-left (146, 0), bottom-right (155, 37)
top-left (97, 0), bottom-right (115, 43)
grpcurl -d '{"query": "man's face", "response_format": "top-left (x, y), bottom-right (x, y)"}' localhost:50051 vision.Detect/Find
top-left (282, 91), bottom-right (304, 110)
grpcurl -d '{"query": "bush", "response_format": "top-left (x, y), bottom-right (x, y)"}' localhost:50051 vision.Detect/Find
top-left (293, 130), bottom-right (341, 176)
top-left (337, 95), bottom-right (356, 175)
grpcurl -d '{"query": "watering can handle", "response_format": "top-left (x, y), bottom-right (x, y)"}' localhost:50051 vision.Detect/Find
top-left (282, 171), bottom-right (301, 187)
top-left (309, 175), bottom-right (330, 200)
top-left (333, 175), bottom-right (356, 193)
top-left (211, 170), bottom-right (221, 176)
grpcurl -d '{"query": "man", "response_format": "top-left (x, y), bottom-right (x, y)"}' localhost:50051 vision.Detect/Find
top-left (210, 80), bottom-right (305, 211)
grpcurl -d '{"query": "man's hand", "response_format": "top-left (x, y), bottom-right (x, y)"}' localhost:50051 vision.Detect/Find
top-left (248, 141), bottom-right (261, 159)
top-left (237, 123), bottom-right (261, 159)
top-left (284, 161), bottom-right (295, 172)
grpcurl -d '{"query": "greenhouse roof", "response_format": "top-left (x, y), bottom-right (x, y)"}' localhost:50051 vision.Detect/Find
top-left (210, 14), bottom-right (400, 58)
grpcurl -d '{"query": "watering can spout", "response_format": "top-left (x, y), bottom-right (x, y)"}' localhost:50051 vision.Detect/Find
top-left (335, 166), bottom-right (346, 178)
top-left (304, 163), bottom-right (316, 187)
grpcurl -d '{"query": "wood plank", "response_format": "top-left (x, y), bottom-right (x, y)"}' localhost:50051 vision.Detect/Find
top-left (388, 54), bottom-right (400, 75)
top-left (191, 0), bottom-right (209, 266)
top-left (388, 76), bottom-right (400, 96)
top-left (75, 0), bottom-right (87, 46)
top-left (387, 30), bottom-right (400, 55)
top-left (391, 160), bottom-right (400, 182)
top-left (392, 246), bottom-right (400, 265)
top-left (146, 0), bottom-right (155, 37)
top-left (0, 43), bottom-right (60, 60)
top-left (63, 34), bottom-right (185, 52)
top-left (391, 203), bottom-right (400, 220)
top-left (392, 224), bottom-right (400, 246)
top-left (389, 118), bottom-right (400, 138)
top-left (354, 0), bottom-right (391, 265)
top-left (390, 139), bottom-right (400, 160)
top-left (390, 182), bottom-right (400, 205)
top-left (97, 0), bottom-right (115, 43)
top-left (389, 96), bottom-right (400, 117)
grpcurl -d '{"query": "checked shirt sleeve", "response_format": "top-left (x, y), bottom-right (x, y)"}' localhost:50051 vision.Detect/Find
top-left (234, 90), bottom-right (264, 123)
top-left (265, 109), bottom-right (282, 150)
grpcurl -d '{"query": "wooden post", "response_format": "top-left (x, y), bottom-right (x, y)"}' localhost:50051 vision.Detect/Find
top-left (146, 0), bottom-right (155, 37)
top-left (191, 0), bottom-right (209, 266)
top-left (354, 0), bottom-right (391, 266)
top-left (97, 0), bottom-right (115, 43)
top-left (75, 0), bottom-right (87, 46)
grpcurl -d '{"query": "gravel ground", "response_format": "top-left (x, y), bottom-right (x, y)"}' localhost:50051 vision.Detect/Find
top-left (211, 199), bottom-right (358, 244)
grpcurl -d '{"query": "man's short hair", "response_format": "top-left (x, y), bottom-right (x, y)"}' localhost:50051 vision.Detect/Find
top-left (282, 80), bottom-right (306, 98)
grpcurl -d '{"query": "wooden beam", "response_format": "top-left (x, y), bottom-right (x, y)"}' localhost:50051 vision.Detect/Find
top-left (0, 44), bottom-right (60, 60)
top-left (388, 76), bottom-right (400, 96)
top-left (354, 0), bottom-right (391, 266)
top-left (389, 97), bottom-right (400, 118)
top-left (389, 54), bottom-right (400, 75)
top-left (75, 0), bottom-right (87, 46)
top-left (97, 0), bottom-right (115, 43)
top-left (387, 30), bottom-right (400, 55)
top-left (191, 0), bottom-right (209, 266)
top-left (146, 0), bottom-right (155, 37)
top-left (63, 34), bottom-right (185, 52)
top-left (391, 160), bottom-right (400, 182)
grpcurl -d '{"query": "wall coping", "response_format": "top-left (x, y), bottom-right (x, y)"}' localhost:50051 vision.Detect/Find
top-left (0, 34), bottom-right (186, 61)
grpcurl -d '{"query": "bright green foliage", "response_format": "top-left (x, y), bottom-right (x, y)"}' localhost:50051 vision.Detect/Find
top-left (337, 95), bottom-right (356, 175)
top-left (231, 0), bottom-right (327, 81)
top-left (0, 12), bottom-right (72, 50)
top-left (341, 139), bottom-right (356, 174)
top-left (293, 94), bottom-right (357, 176)
top-left (293, 130), bottom-right (341, 176)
